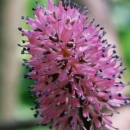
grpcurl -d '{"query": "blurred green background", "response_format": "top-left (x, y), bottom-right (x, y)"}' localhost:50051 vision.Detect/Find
top-left (0, 0), bottom-right (130, 130)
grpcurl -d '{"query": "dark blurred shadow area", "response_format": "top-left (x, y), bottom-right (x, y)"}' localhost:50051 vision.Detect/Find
top-left (0, 0), bottom-right (130, 130)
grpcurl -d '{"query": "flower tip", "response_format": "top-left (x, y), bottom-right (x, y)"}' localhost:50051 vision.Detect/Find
top-left (18, 27), bottom-right (22, 31)
top-left (87, 118), bottom-right (91, 122)
top-left (64, 0), bottom-right (71, 4)
top-left (125, 99), bottom-right (130, 106)
top-left (17, 44), bottom-right (23, 48)
top-left (21, 16), bottom-right (24, 19)
top-left (22, 40), bottom-right (26, 43)
top-left (128, 81), bottom-right (130, 85)
top-left (32, 8), bottom-right (36, 11)
top-left (35, 0), bottom-right (38, 4)
top-left (110, 113), bottom-right (114, 117)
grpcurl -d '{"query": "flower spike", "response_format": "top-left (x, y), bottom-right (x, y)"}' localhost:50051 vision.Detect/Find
top-left (19, 0), bottom-right (129, 130)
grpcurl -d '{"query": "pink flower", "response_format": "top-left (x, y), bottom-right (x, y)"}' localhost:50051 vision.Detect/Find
top-left (18, 0), bottom-right (130, 130)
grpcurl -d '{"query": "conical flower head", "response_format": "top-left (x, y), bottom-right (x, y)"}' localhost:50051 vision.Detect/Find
top-left (19, 0), bottom-right (130, 130)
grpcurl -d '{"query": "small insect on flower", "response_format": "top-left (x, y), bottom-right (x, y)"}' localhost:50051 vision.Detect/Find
top-left (18, 0), bottom-right (130, 130)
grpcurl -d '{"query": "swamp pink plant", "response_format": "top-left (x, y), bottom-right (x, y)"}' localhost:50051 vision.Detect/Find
top-left (18, 0), bottom-right (130, 129)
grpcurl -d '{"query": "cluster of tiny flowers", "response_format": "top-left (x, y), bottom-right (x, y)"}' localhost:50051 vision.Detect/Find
top-left (18, 0), bottom-right (130, 130)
